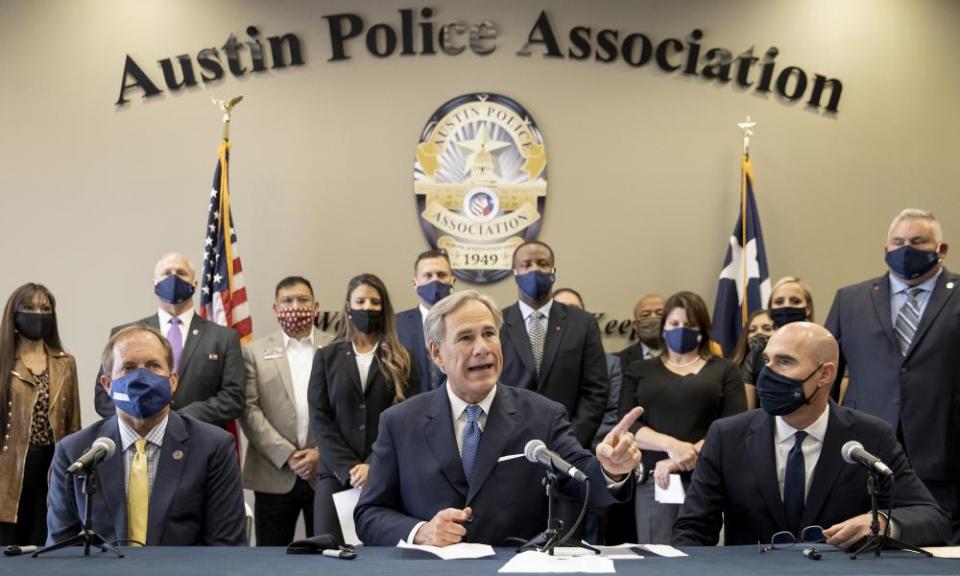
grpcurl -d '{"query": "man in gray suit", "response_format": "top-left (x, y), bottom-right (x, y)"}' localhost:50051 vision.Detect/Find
top-left (825, 208), bottom-right (960, 543)
top-left (94, 253), bottom-right (244, 426)
top-left (241, 276), bottom-right (333, 546)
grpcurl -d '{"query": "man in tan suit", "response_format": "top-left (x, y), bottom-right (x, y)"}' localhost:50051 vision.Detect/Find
top-left (241, 276), bottom-right (333, 546)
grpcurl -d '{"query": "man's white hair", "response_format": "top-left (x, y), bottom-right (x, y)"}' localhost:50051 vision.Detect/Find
top-left (423, 290), bottom-right (502, 349)
top-left (888, 209), bottom-right (943, 243)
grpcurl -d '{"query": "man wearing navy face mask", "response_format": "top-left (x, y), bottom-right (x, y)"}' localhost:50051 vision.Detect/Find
top-left (47, 326), bottom-right (246, 545)
top-left (674, 322), bottom-right (947, 548)
top-left (825, 209), bottom-right (960, 543)
top-left (499, 241), bottom-right (609, 448)
top-left (94, 253), bottom-right (244, 427)
top-left (397, 249), bottom-right (456, 394)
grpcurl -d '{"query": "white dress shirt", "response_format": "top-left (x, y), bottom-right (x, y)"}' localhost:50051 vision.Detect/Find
top-left (774, 405), bottom-right (830, 501)
top-left (282, 328), bottom-right (316, 448)
top-left (157, 307), bottom-right (194, 344)
top-left (353, 342), bottom-right (378, 392)
top-left (517, 299), bottom-right (553, 338)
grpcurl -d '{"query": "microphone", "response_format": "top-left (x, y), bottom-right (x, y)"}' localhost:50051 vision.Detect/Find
top-left (66, 437), bottom-right (117, 474)
top-left (3, 545), bottom-right (39, 556)
top-left (841, 441), bottom-right (893, 478)
top-left (802, 548), bottom-right (822, 560)
top-left (524, 439), bottom-right (587, 483)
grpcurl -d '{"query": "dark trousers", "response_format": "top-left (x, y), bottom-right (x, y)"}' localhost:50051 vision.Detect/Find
top-left (924, 479), bottom-right (960, 545)
top-left (253, 477), bottom-right (315, 546)
top-left (313, 475), bottom-right (348, 545)
top-left (0, 445), bottom-right (54, 546)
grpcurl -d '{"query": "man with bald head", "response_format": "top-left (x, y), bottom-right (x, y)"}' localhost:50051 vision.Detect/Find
top-left (674, 322), bottom-right (947, 548)
top-left (618, 294), bottom-right (666, 366)
top-left (94, 252), bottom-right (244, 425)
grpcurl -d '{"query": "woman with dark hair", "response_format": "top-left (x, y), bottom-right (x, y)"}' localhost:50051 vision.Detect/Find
top-left (731, 309), bottom-right (775, 410)
top-left (308, 273), bottom-right (420, 543)
top-left (0, 283), bottom-right (80, 545)
top-left (619, 291), bottom-right (745, 544)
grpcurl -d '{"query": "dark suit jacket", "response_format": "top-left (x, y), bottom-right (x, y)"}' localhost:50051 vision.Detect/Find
top-left (617, 341), bottom-right (647, 367)
top-left (307, 340), bottom-right (419, 487)
top-left (46, 412), bottom-right (247, 546)
top-left (354, 384), bottom-right (632, 546)
top-left (499, 302), bottom-right (609, 447)
top-left (673, 403), bottom-right (948, 547)
top-left (824, 269), bottom-right (960, 480)
top-left (396, 307), bottom-right (434, 394)
top-left (95, 314), bottom-right (245, 426)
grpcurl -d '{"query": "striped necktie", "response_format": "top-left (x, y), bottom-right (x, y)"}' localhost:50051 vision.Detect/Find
top-left (894, 287), bottom-right (923, 355)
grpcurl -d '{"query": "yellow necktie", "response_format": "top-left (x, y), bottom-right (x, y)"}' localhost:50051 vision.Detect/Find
top-left (127, 438), bottom-right (149, 546)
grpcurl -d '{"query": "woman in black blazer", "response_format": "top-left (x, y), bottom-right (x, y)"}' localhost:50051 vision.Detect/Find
top-left (308, 273), bottom-right (419, 543)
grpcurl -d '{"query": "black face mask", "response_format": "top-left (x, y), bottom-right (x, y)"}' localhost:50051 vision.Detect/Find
top-left (770, 306), bottom-right (807, 329)
top-left (348, 309), bottom-right (384, 335)
top-left (747, 333), bottom-right (769, 352)
top-left (756, 363), bottom-right (824, 416)
top-left (15, 311), bottom-right (54, 342)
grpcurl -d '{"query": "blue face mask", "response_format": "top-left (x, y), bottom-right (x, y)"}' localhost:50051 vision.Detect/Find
top-left (516, 270), bottom-right (555, 302)
top-left (756, 364), bottom-right (823, 416)
top-left (662, 327), bottom-right (701, 354)
top-left (154, 275), bottom-right (195, 305)
top-left (416, 280), bottom-right (453, 307)
top-left (110, 368), bottom-right (173, 419)
top-left (885, 245), bottom-right (940, 281)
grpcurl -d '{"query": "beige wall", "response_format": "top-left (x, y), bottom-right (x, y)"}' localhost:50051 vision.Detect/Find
top-left (1, 0), bottom-right (957, 426)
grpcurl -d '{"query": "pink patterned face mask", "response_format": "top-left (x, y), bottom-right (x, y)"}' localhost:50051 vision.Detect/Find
top-left (276, 307), bottom-right (315, 336)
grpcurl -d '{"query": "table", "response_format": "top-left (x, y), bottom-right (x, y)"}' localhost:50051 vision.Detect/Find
top-left (2, 545), bottom-right (956, 576)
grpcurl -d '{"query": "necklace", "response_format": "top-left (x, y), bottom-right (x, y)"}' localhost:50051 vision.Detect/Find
top-left (665, 355), bottom-right (702, 368)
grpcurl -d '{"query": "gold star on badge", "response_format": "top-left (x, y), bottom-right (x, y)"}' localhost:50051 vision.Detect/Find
top-left (458, 124), bottom-right (510, 180)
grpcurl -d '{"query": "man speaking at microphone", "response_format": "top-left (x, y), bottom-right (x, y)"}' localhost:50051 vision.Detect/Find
top-left (355, 290), bottom-right (642, 546)
top-left (47, 325), bottom-right (246, 546)
top-left (673, 322), bottom-right (947, 548)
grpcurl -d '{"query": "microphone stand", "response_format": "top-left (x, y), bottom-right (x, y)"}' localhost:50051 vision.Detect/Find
top-left (33, 471), bottom-right (124, 558)
top-left (849, 472), bottom-right (930, 559)
top-left (516, 472), bottom-right (598, 556)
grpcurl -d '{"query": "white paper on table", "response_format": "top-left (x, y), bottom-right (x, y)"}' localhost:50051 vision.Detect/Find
top-left (634, 544), bottom-right (688, 557)
top-left (551, 543), bottom-right (642, 560)
top-left (922, 546), bottom-right (960, 558)
top-left (498, 551), bottom-right (615, 573)
top-left (396, 539), bottom-right (495, 559)
top-left (332, 487), bottom-right (362, 546)
top-left (654, 474), bottom-right (685, 504)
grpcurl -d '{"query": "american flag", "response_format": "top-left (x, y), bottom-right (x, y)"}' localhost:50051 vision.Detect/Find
top-left (199, 139), bottom-right (253, 341)
top-left (711, 154), bottom-right (771, 357)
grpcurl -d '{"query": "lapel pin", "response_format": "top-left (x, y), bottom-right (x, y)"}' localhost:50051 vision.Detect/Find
top-left (172, 450), bottom-right (185, 461)
top-left (948, 282), bottom-right (955, 290)
top-left (192, 329), bottom-right (199, 336)
top-left (208, 353), bottom-right (219, 360)
top-left (872, 284), bottom-right (880, 291)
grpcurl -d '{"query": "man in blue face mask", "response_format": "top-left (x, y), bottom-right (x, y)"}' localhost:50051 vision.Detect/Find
top-left (93, 253), bottom-right (244, 428)
top-left (396, 249), bottom-right (456, 394)
top-left (498, 241), bottom-right (609, 449)
top-left (825, 209), bottom-right (960, 543)
top-left (47, 326), bottom-right (246, 546)
top-left (674, 322), bottom-right (948, 548)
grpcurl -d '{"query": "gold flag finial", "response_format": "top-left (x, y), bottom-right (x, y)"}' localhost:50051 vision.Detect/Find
top-left (212, 96), bottom-right (243, 140)
top-left (737, 115), bottom-right (756, 156)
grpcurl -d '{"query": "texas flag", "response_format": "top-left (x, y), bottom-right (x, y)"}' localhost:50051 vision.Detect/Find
top-left (712, 155), bottom-right (771, 356)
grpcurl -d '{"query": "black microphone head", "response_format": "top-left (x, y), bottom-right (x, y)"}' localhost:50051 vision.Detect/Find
top-left (524, 439), bottom-right (545, 463)
top-left (93, 437), bottom-right (117, 460)
top-left (840, 440), bottom-right (862, 465)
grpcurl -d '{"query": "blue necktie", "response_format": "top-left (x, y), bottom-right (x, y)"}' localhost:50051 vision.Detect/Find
top-left (462, 405), bottom-right (483, 485)
top-left (784, 430), bottom-right (808, 536)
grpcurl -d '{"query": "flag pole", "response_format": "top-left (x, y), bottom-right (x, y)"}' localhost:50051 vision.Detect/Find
top-left (737, 116), bottom-right (756, 327)
top-left (210, 96), bottom-right (243, 327)
top-left (212, 96), bottom-right (243, 141)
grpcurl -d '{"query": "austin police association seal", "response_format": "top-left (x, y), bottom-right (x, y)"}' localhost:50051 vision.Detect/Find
top-left (414, 93), bottom-right (548, 284)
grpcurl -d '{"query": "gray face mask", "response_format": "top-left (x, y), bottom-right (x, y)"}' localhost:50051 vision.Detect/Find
top-left (636, 317), bottom-right (660, 345)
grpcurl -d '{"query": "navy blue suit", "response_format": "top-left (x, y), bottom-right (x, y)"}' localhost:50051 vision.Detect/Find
top-left (46, 412), bottom-right (246, 546)
top-left (395, 307), bottom-right (434, 394)
top-left (499, 302), bottom-right (609, 447)
top-left (673, 403), bottom-right (948, 547)
top-left (354, 384), bottom-right (631, 546)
